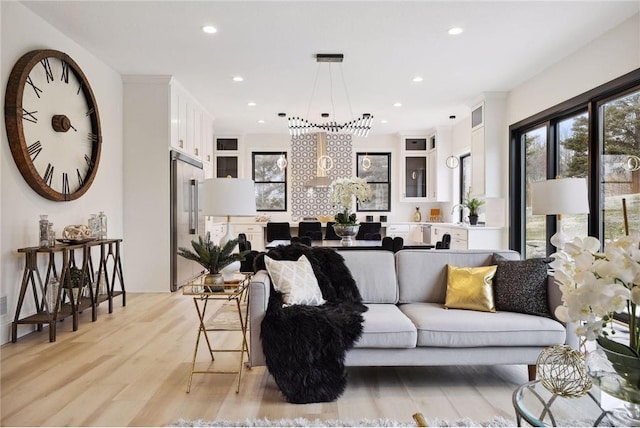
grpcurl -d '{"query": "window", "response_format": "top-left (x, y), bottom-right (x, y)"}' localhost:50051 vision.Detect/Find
top-left (356, 153), bottom-right (390, 211)
top-left (459, 153), bottom-right (471, 222)
top-left (600, 89), bottom-right (640, 240)
top-left (510, 69), bottom-right (640, 257)
top-left (252, 152), bottom-right (287, 211)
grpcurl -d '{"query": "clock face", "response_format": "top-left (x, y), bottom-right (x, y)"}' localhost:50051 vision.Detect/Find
top-left (4, 49), bottom-right (101, 201)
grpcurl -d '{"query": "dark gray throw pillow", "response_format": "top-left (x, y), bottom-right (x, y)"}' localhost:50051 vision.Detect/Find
top-left (492, 254), bottom-right (552, 318)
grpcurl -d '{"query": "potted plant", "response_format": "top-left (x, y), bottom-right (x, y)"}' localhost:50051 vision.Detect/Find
top-left (178, 234), bottom-right (249, 291)
top-left (328, 178), bottom-right (372, 245)
top-left (67, 266), bottom-right (90, 302)
top-left (464, 190), bottom-right (485, 225)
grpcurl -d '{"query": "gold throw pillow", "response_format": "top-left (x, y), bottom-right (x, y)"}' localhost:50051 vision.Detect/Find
top-left (444, 264), bottom-right (498, 312)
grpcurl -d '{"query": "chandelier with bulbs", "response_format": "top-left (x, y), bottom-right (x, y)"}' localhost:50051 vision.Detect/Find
top-left (288, 54), bottom-right (373, 137)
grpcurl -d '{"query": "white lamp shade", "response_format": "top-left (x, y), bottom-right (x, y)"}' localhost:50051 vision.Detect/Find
top-left (531, 177), bottom-right (590, 215)
top-left (203, 178), bottom-right (257, 217)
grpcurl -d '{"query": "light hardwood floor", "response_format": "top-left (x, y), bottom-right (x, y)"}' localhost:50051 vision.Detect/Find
top-left (1, 292), bottom-right (529, 426)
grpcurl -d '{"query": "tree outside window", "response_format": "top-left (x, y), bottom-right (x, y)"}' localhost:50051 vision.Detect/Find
top-left (252, 152), bottom-right (287, 211)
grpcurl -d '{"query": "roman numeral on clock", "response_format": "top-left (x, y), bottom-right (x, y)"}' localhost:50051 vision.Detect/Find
top-left (27, 141), bottom-right (42, 161)
top-left (20, 108), bottom-right (38, 124)
top-left (26, 76), bottom-right (43, 98)
top-left (62, 173), bottom-right (70, 197)
top-left (40, 58), bottom-right (54, 83)
top-left (61, 59), bottom-right (70, 84)
top-left (77, 79), bottom-right (84, 96)
top-left (87, 133), bottom-right (98, 144)
top-left (85, 107), bottom-right (95, 117)
top-left (77, 168), bottom-right (84, 187)
top-left (84, 154), bottom-right (94, 169)
top-left (43, 163), bottom-right (54, 187)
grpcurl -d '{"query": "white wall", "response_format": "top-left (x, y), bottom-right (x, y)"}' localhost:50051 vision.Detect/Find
top-left (508, 13), bottom-right (640, 125)
top-left (0, 2), bottom-right (124, 343)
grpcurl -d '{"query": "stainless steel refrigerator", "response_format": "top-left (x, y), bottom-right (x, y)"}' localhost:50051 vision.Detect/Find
top-left (170, 150), bottom-right (206, 291)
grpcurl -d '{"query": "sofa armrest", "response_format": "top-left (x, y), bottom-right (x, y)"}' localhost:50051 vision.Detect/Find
top-left (249, 270), bottom-right (271, 367)
top-left (547, 275), bottom-right (579, 349)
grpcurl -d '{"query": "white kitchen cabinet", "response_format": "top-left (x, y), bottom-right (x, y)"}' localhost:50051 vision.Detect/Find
top-left (386, 223), bottom-right (423, 243)
top-left (469, 95), bottom-right (506, 198)
top-left (170, 80), bottom-right (209, 161)
top-left (234, 224), bottom-right (265, 251)
top-left (401, 131), bottom-right (451, 203)
top-left (400, 136), bottom-right (428, 202)
top-left (430, 224), bottom-right (504, 250)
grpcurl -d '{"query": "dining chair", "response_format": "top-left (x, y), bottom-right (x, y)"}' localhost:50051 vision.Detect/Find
top-left (381, 236), bottom-right (394, 251)
top-left (392, 236), bottom-right (404, 252)
top-left (266, 222), bottom-right (292, 242)
top-left (298, 221), bottom-right (322, 240)
top-left (324, 222), bottom-right (341, 240)
top-left (356, 222), bottom-right (382, 240)
top-left (435, 233), bottom-right (451, 249)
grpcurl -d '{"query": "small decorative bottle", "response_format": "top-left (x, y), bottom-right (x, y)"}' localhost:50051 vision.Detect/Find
top-left (48, 223), bottom-right (55, 247)
top-left (413, 207), bottom-right (422, 222)
top-left (98, 211), bottom-right (107, 239)
top-left (39, 215), bottom-right (50, 248)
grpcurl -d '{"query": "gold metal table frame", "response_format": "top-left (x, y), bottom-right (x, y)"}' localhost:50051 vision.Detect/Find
top-left (183, 274), bottom-right (251, 393)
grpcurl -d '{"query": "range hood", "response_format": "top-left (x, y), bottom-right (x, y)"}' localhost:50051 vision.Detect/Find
top-left (304, 132), bottom-right (332, 188)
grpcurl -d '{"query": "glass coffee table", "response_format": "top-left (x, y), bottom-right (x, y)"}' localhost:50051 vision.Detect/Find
top-left (513, 380), bottom-right (613, 426)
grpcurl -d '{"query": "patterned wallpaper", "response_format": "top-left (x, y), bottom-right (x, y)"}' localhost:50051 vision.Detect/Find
top-left (291, 133), bottom-right (353, 220)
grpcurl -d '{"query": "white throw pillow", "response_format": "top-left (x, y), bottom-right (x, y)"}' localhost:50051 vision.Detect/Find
top-left (264, 255), bottom-right (326, 307)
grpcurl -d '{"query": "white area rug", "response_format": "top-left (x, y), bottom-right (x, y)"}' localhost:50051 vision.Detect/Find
top-left (170, 416), bottom-right (517, 427)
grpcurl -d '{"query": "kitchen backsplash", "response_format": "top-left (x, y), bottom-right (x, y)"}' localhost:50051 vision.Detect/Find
top-left (291, 133), bottom-right (352, 220)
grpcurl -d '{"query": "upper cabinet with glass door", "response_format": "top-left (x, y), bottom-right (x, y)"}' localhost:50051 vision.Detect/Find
top-left (401, 137), bottom-right (428, 201)
top-left (214, 137), bottom-right (239, 178)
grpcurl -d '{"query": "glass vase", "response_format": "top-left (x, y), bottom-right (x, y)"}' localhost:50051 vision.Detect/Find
top-left (586, 344), bottom-right (640, 425)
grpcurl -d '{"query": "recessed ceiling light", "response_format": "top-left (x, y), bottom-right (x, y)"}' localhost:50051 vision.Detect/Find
top-left (448, 27), bottom-right (463, 35)
top-left (247, 102), bottom-right (256, 107)
top-left (412, 76), bottom-right (423, 83)
top-left (232, 76), bottom-right (244, 82)
top-left (380, 119), bottom-right (388, 124)
top-left (201, 25), bottom-right (217, 34)
top-left (393, 102), bottom-right (402, 107)
top-left (257, 119), bottom-right (265, 124)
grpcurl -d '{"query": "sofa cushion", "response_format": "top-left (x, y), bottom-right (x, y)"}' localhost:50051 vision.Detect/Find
top-left (492, 254), bottom-right (552, 318)
top-left (264, 255), bottom-right (326, 307)
top-left (396, 249), bottom-right (520, 304)
top-left (354, 304), bottom-right (417, 348)
top-left (444, 264), bottom-right (497, 312)
top-left (338, 250), bottom-right (398, 304)
top-left (399, 302), bottom-right (566, 348)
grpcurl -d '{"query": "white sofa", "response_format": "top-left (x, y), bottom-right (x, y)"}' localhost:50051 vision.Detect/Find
top-left (248, 249), bottom-right (575, 378)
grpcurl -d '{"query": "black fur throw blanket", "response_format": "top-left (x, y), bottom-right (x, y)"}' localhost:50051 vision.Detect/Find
top-left (254, 244), bottom-right (367, 404)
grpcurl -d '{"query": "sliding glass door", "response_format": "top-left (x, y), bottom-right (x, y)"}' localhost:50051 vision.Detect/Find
top-left (600, 89), bottom-right (640, 240)
top-left (510, 70), bottom-right (640, 257)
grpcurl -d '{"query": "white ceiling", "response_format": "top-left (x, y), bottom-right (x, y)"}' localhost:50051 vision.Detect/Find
top-left (22, 1), bottom-right (640, 136)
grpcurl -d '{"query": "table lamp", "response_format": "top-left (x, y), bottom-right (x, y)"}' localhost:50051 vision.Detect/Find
top-left (203, 178), bottom-right (257, 246)
top-left (531, 177), bottom-right (589, 250)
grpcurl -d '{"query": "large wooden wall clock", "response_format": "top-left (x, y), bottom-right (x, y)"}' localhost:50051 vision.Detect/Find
top-left (4, 49), bottom-right (101, 201)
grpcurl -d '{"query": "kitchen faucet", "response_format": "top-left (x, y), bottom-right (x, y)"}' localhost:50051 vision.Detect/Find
top-left (450, 204), bottom-right (470, 225)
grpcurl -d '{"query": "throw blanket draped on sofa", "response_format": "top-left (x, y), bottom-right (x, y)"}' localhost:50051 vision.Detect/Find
top-left (255, 245), bottom-right (367, 403)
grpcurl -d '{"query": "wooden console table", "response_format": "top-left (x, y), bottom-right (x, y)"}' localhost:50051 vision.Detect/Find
top-left (12, 239), bottom-right (125, 343)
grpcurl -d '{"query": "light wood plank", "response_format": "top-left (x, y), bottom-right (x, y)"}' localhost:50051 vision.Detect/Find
top-left (1, 292), bottom-right (529, 426)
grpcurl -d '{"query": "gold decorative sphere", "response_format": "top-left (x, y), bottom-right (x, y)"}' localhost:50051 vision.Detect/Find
top-left (536, 345), bottom-right (592, 398)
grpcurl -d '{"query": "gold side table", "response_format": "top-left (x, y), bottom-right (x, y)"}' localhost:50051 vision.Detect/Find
top-left (183, 274), bottom-right (251, 393)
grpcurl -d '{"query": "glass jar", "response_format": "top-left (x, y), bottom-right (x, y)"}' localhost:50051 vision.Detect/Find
top-left (89, 214), bottom-right (99, 238)
top-left (39, 215), bottom-right (50, 248)
top-left (46, 278), bottom-right (59, 313)
top-left (98, 211), bottom-right (107, 239)
top-left (48, 223), bottom-right (55, 247)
